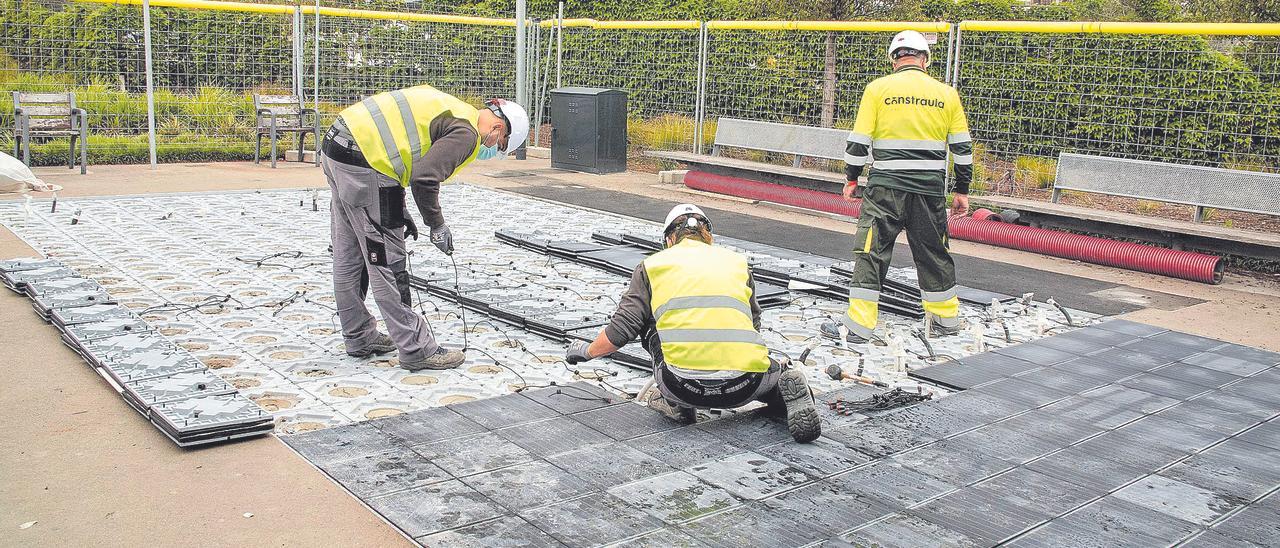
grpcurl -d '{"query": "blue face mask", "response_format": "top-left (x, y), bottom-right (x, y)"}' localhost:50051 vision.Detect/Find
top-left (476, 143), bottom-right (499, 161)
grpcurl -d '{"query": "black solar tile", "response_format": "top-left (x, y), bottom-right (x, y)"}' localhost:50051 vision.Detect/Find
top-left (1209, 499), bottom-right (1280, 546)
top-left (1147, 331), bottom-right (1227, 352)
top-left (924, 391), bottom-right (1029, 423)
top-left (450, 392), bottom-right (560, 430)
top-left (320, 446), bottom-right (451, 499)
top-left (890, 438), bottom-right (1016, 487)
top-left (1211, 343), bottom-right (1280, 367)
top-left (495, 416), bottom-right (613, 457)
top-left (1184, 390), bottom-right (1279, 420)
top-left (414, 432), bottom-right (536, 477)
top-left (1163, 439), bottom-right (1280, 501)
top-left (822, 420), bottom-right (932, 458)
top-left (755, 436), bottom-right (872, 478)
top-left (1024, 446), bottom-right (1148, 494)
top-left (1155, 400), bottom-right (1267, 436)
top-left (1007, 496), bottom-right (1198, 547)
top-left (1151, 362), bottom-right (1243, 388)
top-left (462, 460), bottom-right (596, 512)
top-left (971, 377), bottom-right (1073, 408)
top-left (1121, 338), bottom-right (1206, 363)
top-left (375, 406), bottom-right (486, 446)
top-left (995, 343), bottom-right (1078, 366)
top-left (1013, 366), bottom-right (1109, 394)
top-left (686, 451), bottom-right (809, 500)
top-left (366, 479), bottom-right (506, 538)
top-left (283, 420), bottom-right (405, 466)
top-left (831, 460), bottom-right (958, 508)
top-left (759, 481), bottom-right (896, 540)
top-left (957, 351), bottom-right (1042, 377)
top-left (990, 409), bottom-right (1104, 447)
top-left (546, 443), bottom-right (673, 489)
top-left (1089, 346), bottom-right (1173, 371)
top-left (1079, 384), bottom-right (1181, 415)
top-left (681, 502), bottom-right (825, 548)
top-left (417, 515), bottom-right (564, 547)
top-left (1052, 357), bottom-right (1136, 384)
top-left (908, 487), bottom-right (1053, 545)
top-left (521, 492), bottom-right (665, 547)
top-left (1120, 373), bottom-right (1213, 400)
top-left (519, 382), bottom-right (626, 414)
top-left (950, 424), bottom-right (1062, 464)
top-left (1237, 420), bottom-right (1280, 451)
top-left (1039, 394), bottom-right (1146, 430)
top-left (625, 426), bottom-right (747, 469)
top-left (695, 412), bottom-right (794, 449)
top-left (1112, 475), bottom-right (1244, 526)
top-left (835, 512), bottom-right (981, 548)
top-left (1074, 430), bottom-right (1191, 470)
top-left (607, 470), bottom-right (741, 523)
top-left (1182, 352), bottom-right (1275, 376)
top-left (1223, 376), bottom-right (1280, 405)
top-left (1113, 415), bottom-right (1225, 454)
top-left (1180, 529), bottom-right (1261, 548)
top-left (972, 467), bottom-right (1098, 516)
top-left (572, 401), bottom-right (686, 440)
top-left (1092, 319), bottom-right (1169, 338)
top-left (878, 402), bottom-right (990, 439)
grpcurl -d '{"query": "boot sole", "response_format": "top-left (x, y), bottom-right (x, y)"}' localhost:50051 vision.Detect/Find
top-left (400, 353), bottom-right (465, 371)
top-left (346, 346), bottom-right (396, 358)
top-left (778, 370), bottom-right (821, 443)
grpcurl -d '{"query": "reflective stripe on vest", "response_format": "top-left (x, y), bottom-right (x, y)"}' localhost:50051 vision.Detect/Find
top-left (643, 239), bottom-right (770, 374)
top-left (338, 84), bottom-right (482, 186)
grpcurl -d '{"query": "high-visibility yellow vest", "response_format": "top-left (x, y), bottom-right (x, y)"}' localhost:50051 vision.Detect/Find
top-left (338, 85), bottom-right (482, 187)
top-left (643, 239), bottom-right (770, 374)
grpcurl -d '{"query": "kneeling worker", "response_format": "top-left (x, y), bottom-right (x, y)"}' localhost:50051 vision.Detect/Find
top-left (566, 204), bottom-right (820, 443)
top-left (321, 85), bottom-right (528, 371)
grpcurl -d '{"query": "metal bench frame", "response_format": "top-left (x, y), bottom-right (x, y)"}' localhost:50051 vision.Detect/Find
top-left (709, 118), bottom-right (850, 168)
top-left (1052, 152), bottom-right (1280, 222)
top-left (12, 92), bottom-right (88, 174)
top-left (254, 94), bottom-right (319, 168)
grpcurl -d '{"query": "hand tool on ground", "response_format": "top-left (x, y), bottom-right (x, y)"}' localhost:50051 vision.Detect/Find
top-left (825, 363), bottom-right (888, 388)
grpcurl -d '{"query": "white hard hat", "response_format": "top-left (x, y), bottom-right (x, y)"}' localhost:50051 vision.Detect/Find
top-left (487, 98), bottom-right (530, 155)
top-left (889, 30), bottom-right (931, 65)
top-left (663, 203), bottom-right (709, 235)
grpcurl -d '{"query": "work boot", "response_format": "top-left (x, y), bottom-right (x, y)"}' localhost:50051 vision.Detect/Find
top-left (927, 313), bottom-right (963, 337)
top-left (776, 368), bottom-right (821, 443)
top-left (640, 383), bottom-right (696, 425)
top-left (347, 332), bottom-right (397, 358)
top-left (819, 320), bottom-right (868, 344)
top-left (400, 347), bottom-right (465, 371)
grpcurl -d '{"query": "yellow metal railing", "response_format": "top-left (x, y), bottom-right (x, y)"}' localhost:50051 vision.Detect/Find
top-left (961, 20), bottom-right (1280, 36)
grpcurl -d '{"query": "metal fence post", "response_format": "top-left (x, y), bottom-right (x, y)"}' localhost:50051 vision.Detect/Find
top-left (292, 6), bottom-right (302, 99)
top-left (312, 0), bottom-right (319, 115)
top-left (692, 22), bottom-right (708, 154)
top-left (944, 24), bottom-right (956, 84)
top-left (142, 0), bottom-right (157, 168)
top-left (515, 0), bottom-right (526, 106)
top-left (951, 26), bottom-right (964, 90)
top-left (556, 2), bottom-right (563, 89)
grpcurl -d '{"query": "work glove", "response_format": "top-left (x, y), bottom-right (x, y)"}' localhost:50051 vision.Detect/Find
top-left (403, 215), bottom-right (419, 241)
top-left (842, 181), bottom-right (860, 203)
top-left (565, 341), bottom-right (593, 365)
top-left (430, 223), bottom-right (454, 255)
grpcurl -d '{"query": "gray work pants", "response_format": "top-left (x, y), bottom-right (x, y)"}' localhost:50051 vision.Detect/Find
top-left (645, 332), bottom-right (783, 410)
top-left (321, 153), bottom-right (438, 362)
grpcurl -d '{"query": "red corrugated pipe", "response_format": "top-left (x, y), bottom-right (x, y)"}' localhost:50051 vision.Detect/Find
top-left (684, 170), bottom-right (861, 218)
top-left (683, 171), bottom-right (1224, 284)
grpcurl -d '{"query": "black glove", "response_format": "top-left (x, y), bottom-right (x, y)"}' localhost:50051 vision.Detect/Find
top-left (430, 223), bottom-right (454, 255)
top-left (565, 341), bottom-right (593, 365)
top-left (403, 215), bottom-right (419, 241)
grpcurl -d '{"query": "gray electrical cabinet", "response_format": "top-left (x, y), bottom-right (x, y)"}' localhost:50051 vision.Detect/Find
top-left (550, 87), bottom-right (627, 174)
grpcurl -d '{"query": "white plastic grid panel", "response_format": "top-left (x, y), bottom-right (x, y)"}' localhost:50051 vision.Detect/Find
top-left (0, 184), bottom-right (1096, 433)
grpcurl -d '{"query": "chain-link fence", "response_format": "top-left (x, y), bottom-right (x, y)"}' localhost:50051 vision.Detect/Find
top-left (3, 0), bottom-right (1279, 218)
top-left (1, 0), bottom-right (149, 163)
top-left (957, 27), bottom-right (1280, 205)
top-left (545, 22), bottom-right (702, 155)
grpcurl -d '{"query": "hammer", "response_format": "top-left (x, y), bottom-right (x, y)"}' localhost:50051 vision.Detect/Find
top-left (826, 363), bottom-right (889, 388)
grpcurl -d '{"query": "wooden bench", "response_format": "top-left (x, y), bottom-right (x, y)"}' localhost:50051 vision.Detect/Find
top-left (12, 92), bottom-right (88, 174)
top-left (1053, 152), bottom-right (1280, 223)
top-left (254, 94), bottom-right (319, 168)
top-left (644, 118), bottom-right (848, 193)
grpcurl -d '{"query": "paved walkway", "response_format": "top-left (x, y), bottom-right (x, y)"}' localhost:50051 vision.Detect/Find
top-left (2, 159), bottom-right (1277, 546)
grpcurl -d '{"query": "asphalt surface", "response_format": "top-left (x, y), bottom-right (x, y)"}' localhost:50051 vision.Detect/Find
top-left (509, 185), bottom-right (1202, 316)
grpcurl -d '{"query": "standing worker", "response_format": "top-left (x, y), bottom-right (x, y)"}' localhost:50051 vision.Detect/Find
top-left (821, 30), bottom-right (972, 344)
top-left (566, 204), bottom-right (821, 443)
top-left (320, 84), bottom-right (528, 370)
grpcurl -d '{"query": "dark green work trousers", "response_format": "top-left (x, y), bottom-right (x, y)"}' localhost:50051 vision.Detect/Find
top-left (842, 185), bottom-right (959, 337)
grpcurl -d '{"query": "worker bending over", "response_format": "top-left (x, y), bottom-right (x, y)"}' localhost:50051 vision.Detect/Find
top-left (321, 84), bottom-right (528, 371)
top-left (567, 204), bottom-right (820, 443)
top-left (822, 30), bottom-right (973, 344)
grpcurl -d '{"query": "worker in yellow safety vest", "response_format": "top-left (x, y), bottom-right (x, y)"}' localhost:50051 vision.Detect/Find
top-left (320, 85), bottom-right (528, 371)
top-left (821, 30), bottom-right (972, 344)
top-left (566, 204), bottom-right (821, 443)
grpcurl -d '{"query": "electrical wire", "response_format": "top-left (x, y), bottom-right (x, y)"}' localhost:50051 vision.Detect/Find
top-left (826, 387), bottom-right (933, 415)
